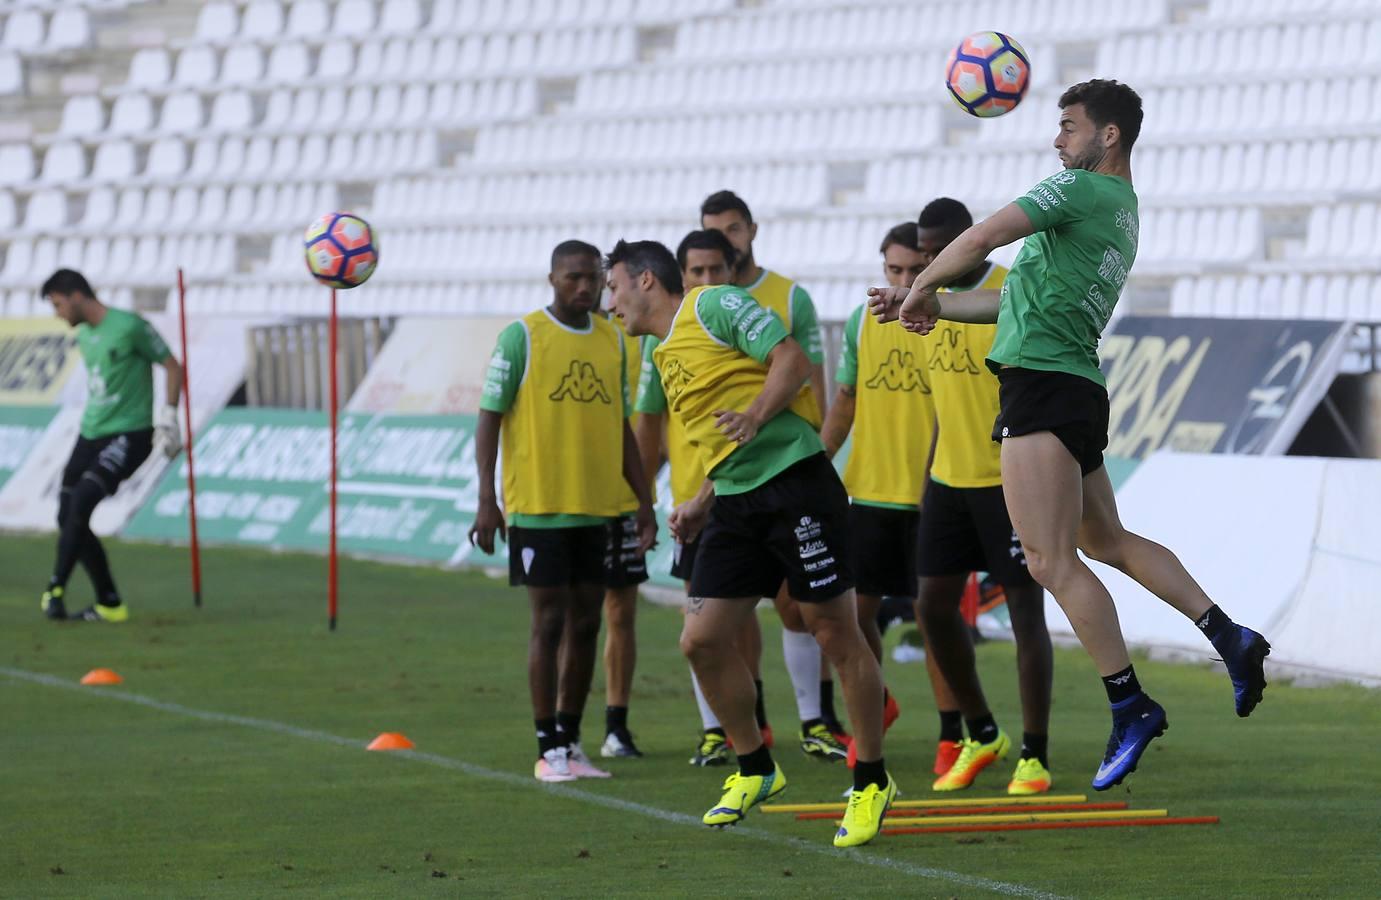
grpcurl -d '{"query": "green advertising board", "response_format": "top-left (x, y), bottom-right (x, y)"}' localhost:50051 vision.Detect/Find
top-left (0, 406), bottom-right (59, 490)
top-left (125, 408), bottom-right (483, 564)
top-left (123, 407), bottom-right (688, 581)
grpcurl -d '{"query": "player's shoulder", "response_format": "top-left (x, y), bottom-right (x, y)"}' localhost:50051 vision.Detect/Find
top-left (692, 283), bottom-right (754, 313)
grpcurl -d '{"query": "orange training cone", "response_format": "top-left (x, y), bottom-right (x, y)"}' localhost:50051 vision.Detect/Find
top-left (80, 668), bottom-right (123, 686)
top-left (367, 732), bottom-right (415, 751)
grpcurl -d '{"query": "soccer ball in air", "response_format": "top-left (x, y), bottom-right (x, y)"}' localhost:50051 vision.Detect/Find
top-left (945, 31), bottom-right (1031, 118)
top-left (304, 212), bottom-right (379, 289)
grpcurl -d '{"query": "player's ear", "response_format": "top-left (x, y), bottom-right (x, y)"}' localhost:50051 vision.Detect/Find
top-left (748, 221), bottom-right (758, 243)
top-left (547, 271), bottom-right (559, 290)
top-left (1103, 123), bottom-right (1120, 149)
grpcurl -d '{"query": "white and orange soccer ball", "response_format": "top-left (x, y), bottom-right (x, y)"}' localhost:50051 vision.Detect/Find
top-left (304, 212), bottom-right (379, 289)
top-left (945, 31), bottom-right (1031, 118)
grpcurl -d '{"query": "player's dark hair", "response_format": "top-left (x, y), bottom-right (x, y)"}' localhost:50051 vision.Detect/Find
top-left (879, 222), bottom-right (920, 254)
top-left (550, 239), bottom-right (601, 271)
top-left (40, 268), bottom-right (96, 300)
top-left (675, 229), bottom-right (738, 272)
top-left (700, 190), bottom-right (753, 224)
top-left (1059, 79), bottom-right (1144, 150)
top-left (606, 240), bottom-right (684, 296)
top-left (917, 198), bottom-right (973, 233)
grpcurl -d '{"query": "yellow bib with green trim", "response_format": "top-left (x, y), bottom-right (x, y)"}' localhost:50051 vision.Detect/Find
top-left (654, 287), bottom-right (818, 493)
top-left (842, 313), bottom-right (935, 506)
top-left (501, 309), bottom-right (625, 517)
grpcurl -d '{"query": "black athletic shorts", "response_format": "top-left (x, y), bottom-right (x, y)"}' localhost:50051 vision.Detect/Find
top-left (604, 514), bottom-right (649, 589)
top-left (848, 503), bottom-right (919, 598)
top-left (670, 534), bottom-right (699, 582)
top-left (63, 429), bottom-right (154, 496)
top-left (507, 524), bottom-right (607, 588)
top-left (689, 453), bottom-right (854, 603)
top-left (992, 366), bottom-right (1110, 476)
top-left (916, 479), bottom-right (1034, 588)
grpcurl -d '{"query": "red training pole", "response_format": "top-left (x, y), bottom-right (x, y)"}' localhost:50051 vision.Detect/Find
top-left (177, 269), bottom-right (203, 608)
top-left (328, 288), bottom-right (339, 631)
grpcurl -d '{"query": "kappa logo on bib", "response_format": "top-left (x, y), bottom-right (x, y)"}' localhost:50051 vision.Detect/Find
top-left (548, 360), bottom-right (612, 404)
top-left (865, 349), bottom-right (930, 393)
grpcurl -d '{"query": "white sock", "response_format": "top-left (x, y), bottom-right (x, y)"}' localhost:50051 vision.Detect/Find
top-left (690, 669), bottom-right (721, 730)
top-left (781, 628), bottom-right (822, 722)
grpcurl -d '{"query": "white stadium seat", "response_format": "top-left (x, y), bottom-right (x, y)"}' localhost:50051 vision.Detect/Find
top-left (210, 91), bottom-right (254, 132)
top-left (39, 141), bottom-right (86, 183)
top-left (59, 95), bottom-right (106, 136)
top-left (196, 2), bottom-right (239, 44)
top-left (2, 11), bottom-right (45, 53)
top-left (108, 92), bottom-right (154, 135)
top-left (174, 45), bottom-right (218, 87)
top-left (287, 0), bottom-right (331, 37)
top-left (78, 187), bottom-right (116, 231)
top-left (159, 92), bottom-right (205, 133)
top-left (126, 49), bottom-right (171, 89)
top-left (220, 45), bottom-right (265, 86)
top-left (0, 51), bottom-right (22, 95)
top-left (0, 190), bottom-right (17, 231)
top-left (46, 8), bottom-right (93, 52)
top-left (333, 0), bottom-right (377, 36)
top-left (92, 140), bottom-right (136, 182)
top-left (23, 189), bottom-right (67, 232)
top-left (241, 1), bottom-right (286, 41)
top-left (267, 43), bottom-right (310, 84)
top-left (146, 137), bottom-right (188, 182)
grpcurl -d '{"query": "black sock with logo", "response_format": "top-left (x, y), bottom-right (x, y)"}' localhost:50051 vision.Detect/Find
top-left (1102, 664), bottom-right (1142, 707)
top-left (966, 713), bottom-right (999, 745)
top-left (535, 717), bottom-right (560, 756)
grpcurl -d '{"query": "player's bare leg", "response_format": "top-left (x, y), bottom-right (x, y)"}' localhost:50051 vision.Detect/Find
top-left (554, 582), bottom-right (610, 775)
top-left (1000, 434), bottom-right (1130, 675)
top-left (681, 596), bottom-right (766, 754)
top-left (602, 584), bottom-right (642, 756)
top-left (797, 592), bottom-right (884, 758)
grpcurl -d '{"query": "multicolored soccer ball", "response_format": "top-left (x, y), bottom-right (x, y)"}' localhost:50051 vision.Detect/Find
top-left (945, 31), bottom-right (1031, 118)
top-left (304, 212), bottom-right (378, 289)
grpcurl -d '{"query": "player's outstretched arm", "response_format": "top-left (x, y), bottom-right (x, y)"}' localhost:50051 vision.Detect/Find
top-left (897, 203), bottom-right (1038, 333)
top-left (467, 409), bottom-right (506, 555)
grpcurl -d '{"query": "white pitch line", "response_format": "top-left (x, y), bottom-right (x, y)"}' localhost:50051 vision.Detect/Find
top-left (2, 666), bottom-right (1062, 899)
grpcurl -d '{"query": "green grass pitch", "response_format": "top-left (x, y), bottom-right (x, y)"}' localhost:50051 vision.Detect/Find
top-left (2, 534), bottom-right (1378, 897)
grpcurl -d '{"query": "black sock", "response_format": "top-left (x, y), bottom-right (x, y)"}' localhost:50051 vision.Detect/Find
top-left (605, 705), bottom-right (628, 735)
top-left (737, 742), bottom-right (774, 777)
top-left (555, 710), bottom-right (581, 747)
top-left (1020, 733), bottom-right (1049, 767)
top-left (966, 713), bottom-right (998, 744)
top-left (98, 592), bottom-right (121, 609)
top-left (820, 679), bottom-right (837, 724)
top-left (938, 710), bottom-right (963, 743)
top-left (1195, 604), bottom-right (1236, 647)
top-left (853, 757), bottom-right (887, 792)
top-left (1102, 664), bottom-right (1143, 707)
top-left (753, 679), bottom-right (768, 728)
top-left (704, 726), bottom-right (726, 738)
top-left (535, 717), bottom-right (560, 756)
top-left (800, 716), bottom-right (824, 733)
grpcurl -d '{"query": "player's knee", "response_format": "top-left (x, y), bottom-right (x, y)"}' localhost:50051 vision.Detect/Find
top-left (679, 628), bottom-right (727, 665)
top-left (604, 597), bottom-right (636, 633)
top-left (1079, 531), bottom-right (1126, 570)
top-left (1024, 548), bottom-right (1075, 592)
top-left (530, 607), bottom-right (565, 645)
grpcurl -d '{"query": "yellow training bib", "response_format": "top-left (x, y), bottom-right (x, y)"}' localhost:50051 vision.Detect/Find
top-left (842, 312), bottom-right (935, 507)
top-left (501, 309), bottom-right (626, 517)
top-left (654, 287), bottom-right (818, 489)
top-left (928, 263), bottom-right (1008, 488)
